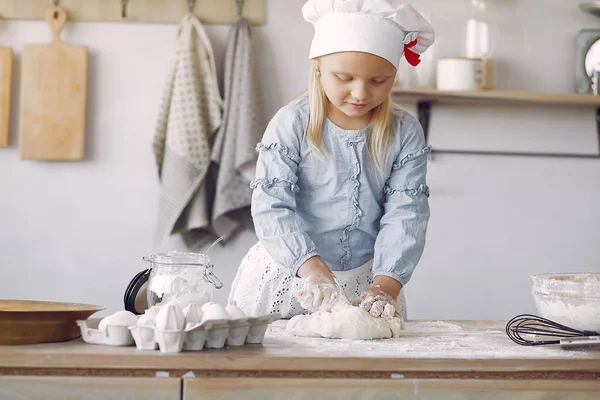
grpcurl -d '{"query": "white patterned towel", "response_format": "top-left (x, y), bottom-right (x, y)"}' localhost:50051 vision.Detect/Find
top-left (152, 13), bottom-right (223, 249)
top-left (209, 16), bottom-right (265, 242)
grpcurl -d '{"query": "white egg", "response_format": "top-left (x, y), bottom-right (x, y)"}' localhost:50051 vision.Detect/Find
top-left (98, 310), bottom-right (138, 332)
top-left (182, 303), bottom-right (203, 325)
top-left (225, 304), bottom-right (246, 320)
top-left (137, 313), bottom-right (155, 327)
top-left (201, 301), bottom-right (216, 312)
top-left (201, 303), bottom-right (229, 323)
top-left (143, 305), bottom-right (162, 320)
top-left (155, 303), bottom-right (185, 331)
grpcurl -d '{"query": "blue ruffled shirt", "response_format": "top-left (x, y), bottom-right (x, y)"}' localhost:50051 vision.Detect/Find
top-left (250, 97), bottom-right (430, 286)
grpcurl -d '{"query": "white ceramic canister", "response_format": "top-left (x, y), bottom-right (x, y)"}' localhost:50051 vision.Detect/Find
top-left (436, 57), bottom-right (484, 91)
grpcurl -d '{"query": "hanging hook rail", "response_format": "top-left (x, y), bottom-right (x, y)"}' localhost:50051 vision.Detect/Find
top-left (1, 0), bottom-right (266, 25)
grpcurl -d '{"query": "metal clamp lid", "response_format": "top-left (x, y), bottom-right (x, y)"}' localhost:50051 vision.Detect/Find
top-left (203, 263), bottom-right (223, 289)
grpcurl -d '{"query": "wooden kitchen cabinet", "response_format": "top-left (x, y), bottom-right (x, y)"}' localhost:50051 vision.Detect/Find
top-left (183, 378), bottom-right (600, 400)
top-left (0, 376), bottom-right (181, 400)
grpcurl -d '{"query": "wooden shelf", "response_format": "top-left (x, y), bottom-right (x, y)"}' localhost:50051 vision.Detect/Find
top-left (391, 87), bottom-right (600, 107)
top-left (390, 87), bottom-right (600, 159)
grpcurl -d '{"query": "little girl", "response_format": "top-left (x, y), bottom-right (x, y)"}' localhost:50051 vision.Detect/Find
top-left (229, 0), bottom-right (435, 321)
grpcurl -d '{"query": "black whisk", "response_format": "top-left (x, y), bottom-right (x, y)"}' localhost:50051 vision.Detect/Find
top-left (506, 314), bottom-right (600, 346)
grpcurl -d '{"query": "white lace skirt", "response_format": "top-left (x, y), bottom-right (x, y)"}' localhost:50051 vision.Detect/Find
top-left (228, 241), bottom-right (407, 319)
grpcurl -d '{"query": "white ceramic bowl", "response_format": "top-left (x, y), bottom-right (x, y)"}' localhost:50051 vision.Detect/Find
top-left (531, 273), bottom-right (600, 332)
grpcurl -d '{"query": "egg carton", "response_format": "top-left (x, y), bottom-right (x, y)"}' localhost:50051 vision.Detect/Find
top-left (76, 318), bottom-right (134, 347)
top-left (76, 314), bottom-right (280, 353)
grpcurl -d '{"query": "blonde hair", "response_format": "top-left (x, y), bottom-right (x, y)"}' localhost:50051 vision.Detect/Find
top-left (297, 62), bottom-right (397, 175)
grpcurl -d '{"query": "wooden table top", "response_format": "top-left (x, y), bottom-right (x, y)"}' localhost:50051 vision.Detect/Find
top-left (0, 320), bottom-right (598, 375)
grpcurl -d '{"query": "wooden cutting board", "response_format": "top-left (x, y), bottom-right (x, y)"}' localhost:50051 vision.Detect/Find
top-left (19, 5), bottom-right (88, 160)
top-left (0, 47), bottom-right (12, 147)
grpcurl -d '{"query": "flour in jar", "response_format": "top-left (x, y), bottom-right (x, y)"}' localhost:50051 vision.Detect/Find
top-left (287, 304), bottom-right (404, 340)
top-left (148, 272), bottom-right (211, 307)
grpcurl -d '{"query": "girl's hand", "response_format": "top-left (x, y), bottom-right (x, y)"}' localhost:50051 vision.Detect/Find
top-left (295, 256), bottom-right (349, 312)
top-left (357, 276), bottom-right (403, 319)
top-left (297, 255), bottom-right (335, 281)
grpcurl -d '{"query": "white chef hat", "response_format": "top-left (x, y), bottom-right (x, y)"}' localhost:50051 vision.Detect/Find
top-left (302, 0), bottom-right (435, 68)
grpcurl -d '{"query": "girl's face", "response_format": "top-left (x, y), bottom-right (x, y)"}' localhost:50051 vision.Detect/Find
top-left (316, 52), bottom-right (396, 128)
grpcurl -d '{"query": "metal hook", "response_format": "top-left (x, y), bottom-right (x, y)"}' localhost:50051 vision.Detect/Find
top-left (121, 0), bottom-right (129, 18)
top-left (236, 0), bottom-right (245, 19)
top-left (187, 0), bottom-right (197, 13)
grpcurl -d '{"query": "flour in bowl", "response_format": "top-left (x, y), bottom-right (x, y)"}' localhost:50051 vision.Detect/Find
top-left (536, 297), bottom-right (600, 332)
top-left (532, 273), bottom-right (600, 332)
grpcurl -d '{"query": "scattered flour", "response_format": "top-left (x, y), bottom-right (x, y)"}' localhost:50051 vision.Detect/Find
top-left (287, 306), bottom-right (404, 340)
top-left (267, 320), bottom-right (593, 359)
top-left (403, 320), bottom-right (464, 333)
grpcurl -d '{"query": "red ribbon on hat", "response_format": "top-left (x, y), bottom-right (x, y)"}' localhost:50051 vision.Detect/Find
top-left (404, 39), bottom-right (421, 67)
